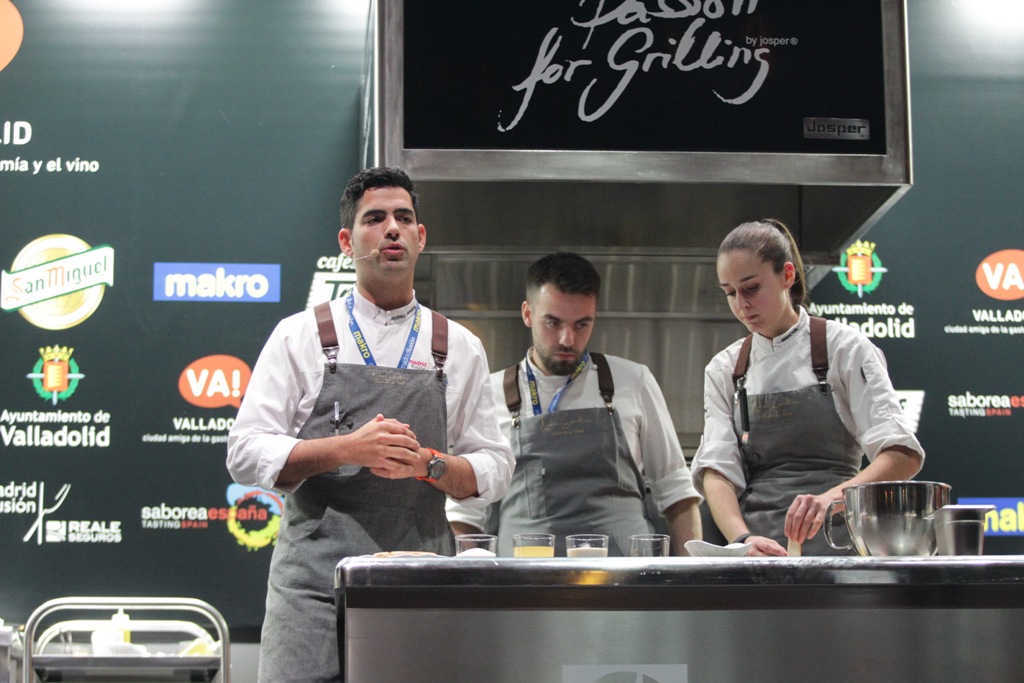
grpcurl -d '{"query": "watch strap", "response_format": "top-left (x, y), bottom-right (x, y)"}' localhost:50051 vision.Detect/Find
top-left (416, 448), bottom-right (445, 482)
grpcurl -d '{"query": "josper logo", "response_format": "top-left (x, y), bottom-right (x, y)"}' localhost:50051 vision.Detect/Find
top-left (832, 240), bottom-right (887, 298)
top-left (0, 0), bottom-right (24, 73)
top-left (1, 235), bottom-right (115, 330)
top-left (178, 355), bottom-right (251, 409)
top-left (976, 249), bottom-right (1024, 301)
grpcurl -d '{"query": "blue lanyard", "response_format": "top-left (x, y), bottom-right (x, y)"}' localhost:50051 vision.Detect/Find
top-left (524, 351), bottom-right (589, 415)
top-left (345, 294), bottom-right (421, 369)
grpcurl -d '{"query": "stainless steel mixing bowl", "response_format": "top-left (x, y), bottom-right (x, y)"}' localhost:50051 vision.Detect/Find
top-left (824, 480), bottom-right (952, 556)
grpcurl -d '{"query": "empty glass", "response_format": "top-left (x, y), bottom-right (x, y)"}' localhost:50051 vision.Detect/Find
top-left (630, 533), bottom-right (670, 557)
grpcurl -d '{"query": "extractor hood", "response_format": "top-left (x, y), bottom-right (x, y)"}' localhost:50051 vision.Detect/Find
top-left (362, 0), bottom-right (911, 266)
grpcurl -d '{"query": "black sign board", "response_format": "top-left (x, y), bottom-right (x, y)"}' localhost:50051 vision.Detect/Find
top-left (401, 0), bottom-right (888, 155)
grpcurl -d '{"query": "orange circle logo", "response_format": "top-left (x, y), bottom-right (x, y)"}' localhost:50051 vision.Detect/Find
top-left (975, 249), bottom-right (1024, 301)
top-left (178, 355), bottom-right (252, 409)
top-left (0, 1), bottom-right (25, 73)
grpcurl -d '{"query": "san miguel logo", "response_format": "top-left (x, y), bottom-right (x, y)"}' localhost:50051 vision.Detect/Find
top-left (2, 235), bottom-right (115, 330)
top-left (0, 0), bottom-right (24, 73)
top-left (27, 346), bottom-right (84, 405)
top-left (833, 240), bottom-right (887, 298)
top-left (976, 249), bottom-right (1024, 301)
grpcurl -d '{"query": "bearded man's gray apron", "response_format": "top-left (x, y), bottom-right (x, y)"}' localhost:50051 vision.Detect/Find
top-left (494, 352), bottom-right (652, 557)
top-left (732, 316), bottom-right (860, 556)
top-left (258, 301), bottom-right (453, 683)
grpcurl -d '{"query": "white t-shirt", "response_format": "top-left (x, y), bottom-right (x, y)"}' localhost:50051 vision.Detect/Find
top-left (690, 308), bottom-right (925, 497)
top-left (447, 352), bottom-right (701, 529)
top-left (227, 290), bottom-right (514, 507)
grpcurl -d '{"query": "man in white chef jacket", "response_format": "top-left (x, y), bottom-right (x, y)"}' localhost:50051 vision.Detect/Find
top-left (448, 252), bottom-right (701, 557)
top-left (227, 166), bottom-right (514, 683)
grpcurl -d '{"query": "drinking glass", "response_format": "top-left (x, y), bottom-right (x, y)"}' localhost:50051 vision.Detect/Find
top-left (630, 533), bottom-right (670, 557)
top-left (566, 534), bottom-right (609, 557)
top-left (455, 533), bottom-right (498, 557)
top-left (512, 533), bottom-right (555, 558)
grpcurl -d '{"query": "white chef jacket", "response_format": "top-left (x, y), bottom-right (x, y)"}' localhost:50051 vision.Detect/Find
top-left (227, 290), bottom-right (514, 507)
top-left (447, 352), bottom-right (702, 529)
top-left (690, 308), bottom-right (925, 497)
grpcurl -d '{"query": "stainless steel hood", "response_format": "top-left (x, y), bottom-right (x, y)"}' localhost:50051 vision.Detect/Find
top-left (364, 0), bottom-right (912, 449)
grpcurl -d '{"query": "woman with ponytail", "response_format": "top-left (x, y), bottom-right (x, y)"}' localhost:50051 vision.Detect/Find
top-left (690, 219), bottom-right (924, 556)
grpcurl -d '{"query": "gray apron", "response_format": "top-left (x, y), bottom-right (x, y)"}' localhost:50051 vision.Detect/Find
top-left (494, 352), bottom-right (652, 557)
top-left (258, 302), bottom-right (452, 683)
top-left (732, 316), bottom-right (860, 556)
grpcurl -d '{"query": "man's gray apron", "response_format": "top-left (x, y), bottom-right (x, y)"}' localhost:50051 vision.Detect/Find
top-left (494, 352), bottom-right (652, 557)
top-left (732, 316), bottom-right (860, 556)
top-left (258, 302), bottom-right (453, 683)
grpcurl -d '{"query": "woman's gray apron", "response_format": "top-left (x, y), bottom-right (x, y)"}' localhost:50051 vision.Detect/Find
top-left (258, 302), bottom-right (452, 683)
top-left (494, 352), bottom-right (652, 557)
top-left (732, 316), bottom-right (860, 556)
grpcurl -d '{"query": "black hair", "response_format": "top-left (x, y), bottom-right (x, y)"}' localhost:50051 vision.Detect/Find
top-left (526, 252), bottom-right (601, 300)
top-left (339, 166), bottom-right (419, 229)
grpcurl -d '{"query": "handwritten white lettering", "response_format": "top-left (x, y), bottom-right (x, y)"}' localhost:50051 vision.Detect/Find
top-left (498, 0), bottom-right (771, 131)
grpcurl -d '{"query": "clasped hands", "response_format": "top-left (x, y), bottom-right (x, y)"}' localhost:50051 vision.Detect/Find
top-left (346, 414), bottom-right (431, 479)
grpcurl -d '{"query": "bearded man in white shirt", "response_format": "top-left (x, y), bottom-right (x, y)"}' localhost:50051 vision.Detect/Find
top-left (448, 252), bottom-right (701, 557)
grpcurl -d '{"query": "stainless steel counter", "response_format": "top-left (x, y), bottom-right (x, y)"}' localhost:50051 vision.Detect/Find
top-left (335, 556), bottom-right (1024, 682)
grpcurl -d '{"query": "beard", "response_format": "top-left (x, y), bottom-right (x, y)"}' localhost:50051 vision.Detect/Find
top-left (533, 347), bottom-right (581, 376)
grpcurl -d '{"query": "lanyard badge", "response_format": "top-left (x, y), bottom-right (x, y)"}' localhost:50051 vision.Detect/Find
top-left (345, 294), bottom-right (421, 369)
top-left (524, 351), bottom-right (589, 415)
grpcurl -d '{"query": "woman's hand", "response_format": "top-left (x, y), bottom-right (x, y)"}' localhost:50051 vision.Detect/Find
top-left (785, 493), bottom-right (838, 544)
top-left (745, 535), bottom-right (787, 557)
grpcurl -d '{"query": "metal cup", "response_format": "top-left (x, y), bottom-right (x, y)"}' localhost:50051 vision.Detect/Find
top-left (933, 504), bottom-right (994, 555)
top-left (935, 520), bottom-right (985, 555)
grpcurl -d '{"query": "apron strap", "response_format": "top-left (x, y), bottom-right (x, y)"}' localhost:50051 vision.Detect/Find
top-left (315, 301), bottom-right (448, 377)
top-left (503, 364), bottom-right (522, 427)
top-left (732, 318), bottom-right (829, 392)
top-left (314, 301), bottom-right (340, 374)
top-left (431, 310), bottom-right (448, 379)
top-left (732, 334), bottom-right (753, 390)
top-left (589, 352), bottom-right (615, 413)
top-left (503, 352), bottom-right (615, 423)
top-left (809, 315), bottom-right (829, 393)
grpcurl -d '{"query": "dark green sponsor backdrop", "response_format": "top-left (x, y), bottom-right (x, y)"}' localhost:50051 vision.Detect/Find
top-left (807, 1), bottom-right (1024, 553)
top-left (1, 1), bottom-right (368, 636)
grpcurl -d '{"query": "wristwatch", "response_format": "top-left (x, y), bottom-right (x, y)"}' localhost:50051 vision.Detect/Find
top-left (416, 449), bottom-right (446, 482)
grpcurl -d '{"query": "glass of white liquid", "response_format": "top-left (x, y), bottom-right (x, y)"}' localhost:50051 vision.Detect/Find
top-left (512, 533), bottom-right (555, 558)
top-left (455, 533), bottom-right (498, 557)
top-left (566, 534), bottom-right (609, 558)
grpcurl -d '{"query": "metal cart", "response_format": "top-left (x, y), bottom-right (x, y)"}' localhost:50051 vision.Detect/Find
top-left (22, 597), bottom-right (230, 683)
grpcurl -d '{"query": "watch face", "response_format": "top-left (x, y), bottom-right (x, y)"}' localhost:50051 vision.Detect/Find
top-left (428, 456), bottom-right (446, 480)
